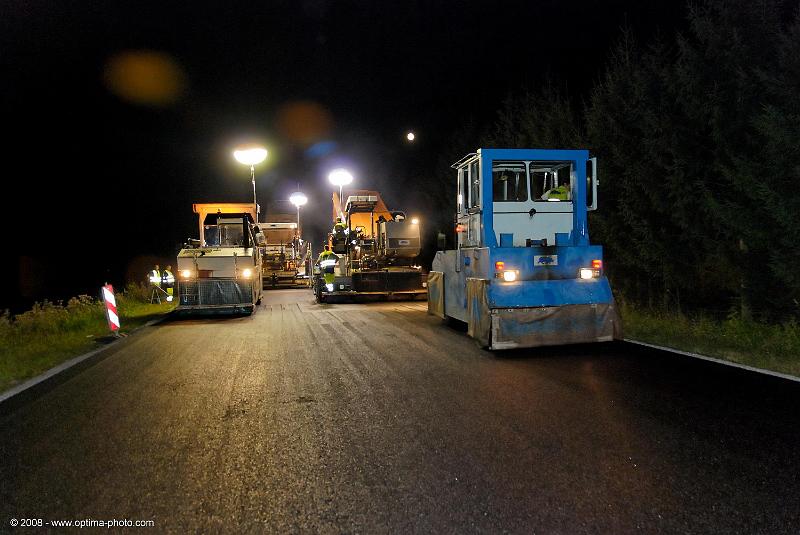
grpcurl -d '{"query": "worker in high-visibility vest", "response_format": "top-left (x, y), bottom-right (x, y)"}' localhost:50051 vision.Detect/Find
top-left (542, 183), bottom-right (570, 201)
top-left (316, 245), bottom-right (338, 288)
top-left (161, 265), bottom-right (175, 302)
top-left (149, 265), bottom-right (162, 287)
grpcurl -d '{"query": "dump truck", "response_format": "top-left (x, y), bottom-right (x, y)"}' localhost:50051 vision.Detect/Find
top-left (257, 213), bottom-right (312, 289)
top-left (428, 148), bottom-right (622, 349)
top-left (313, 190), bottom-right (427, 302)
top-left (175, 203), bottom-right (265, 314)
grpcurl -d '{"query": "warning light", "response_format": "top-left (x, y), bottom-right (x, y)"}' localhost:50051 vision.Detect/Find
top-left (592, 259), bottom-right (602, 269)
top-left (456, 224), bottom-right (466, 233)
top-left (495, 261), bottom-right (505, 270)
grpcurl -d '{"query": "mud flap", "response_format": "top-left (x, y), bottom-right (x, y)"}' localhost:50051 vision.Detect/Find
top-left (427, 271), bottom-right (445, 318)
top-left (466, 278), bottom-right (492, 348)
top-left (490, 301), bottom-right (621, 350)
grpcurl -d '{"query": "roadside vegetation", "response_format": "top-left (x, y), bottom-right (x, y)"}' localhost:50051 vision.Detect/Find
top-left (0, 284), bottom-right (174, 393)
top-left (621, 301), bottom-right (800, 377)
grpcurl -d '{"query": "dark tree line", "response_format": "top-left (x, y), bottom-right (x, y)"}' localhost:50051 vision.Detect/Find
top-left (434, 0), bottom-right (800, 321)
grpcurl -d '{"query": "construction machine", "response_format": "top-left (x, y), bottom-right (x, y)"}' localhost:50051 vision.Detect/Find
top-left (428, 148), bottom-right (622, 349)
top-left (257, 212), bottom-right (312, 289)
top-left (175, 203), bottom-right (264, 314)
top-left (313, 190), bottom-right (427, 302)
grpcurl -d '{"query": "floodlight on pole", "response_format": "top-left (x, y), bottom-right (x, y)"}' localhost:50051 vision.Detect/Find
top-left (233, 146), bottom-right (268, 221)
top-left (328, 168), bottom-right (353, 217)
top-left (289, 191), bottom-right (308, 236)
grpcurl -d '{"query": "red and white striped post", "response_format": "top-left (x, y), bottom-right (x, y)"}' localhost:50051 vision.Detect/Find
top-left (101, 283), bottom-right (121, 333)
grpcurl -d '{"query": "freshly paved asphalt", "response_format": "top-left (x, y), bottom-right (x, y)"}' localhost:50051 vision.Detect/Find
top-left (1, 289), bottom-right (799, 533)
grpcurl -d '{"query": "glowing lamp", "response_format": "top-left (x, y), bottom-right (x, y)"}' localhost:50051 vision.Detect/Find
top-left (328, 169), bottom-right (354, 187)
top-left (289, 191), bottom-right (308, 207)
top-left (233, 147), bottom-right (267, 166)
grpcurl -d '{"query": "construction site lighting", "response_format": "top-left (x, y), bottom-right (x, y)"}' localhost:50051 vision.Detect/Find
top-left (289, 192), bottom-right (308, 207)
top-left (411, 217), bottom-right (419, 225)
top-left (233, 147), bottom-right (267, 166)
top-left (406, 132), bottom-right (415, 141)
top-left (329, 169), bottom-right (353, 218)
top-left (242, 268), bottom-right (253, 279)
top-left (233, 145), bottom-right (268, 222)
top-left (328, 169), bottom-right (353, 186)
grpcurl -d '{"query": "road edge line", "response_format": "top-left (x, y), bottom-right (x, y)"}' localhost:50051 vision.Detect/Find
top-left (623, 338), bottom-right (800, 384)
top-left (0, 314), bottom-right (171, 408)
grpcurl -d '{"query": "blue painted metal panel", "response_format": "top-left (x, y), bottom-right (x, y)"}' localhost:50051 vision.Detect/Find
top-left (487, 277), bottom-right (613, 308)
top-left (434, 248), bottom-right (491, 322)
top-left (489, 245), bottom-right (604, 281)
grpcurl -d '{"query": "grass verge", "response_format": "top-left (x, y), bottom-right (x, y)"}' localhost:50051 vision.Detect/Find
top-left (0, 285), bottom-right (174, 393)
top-left (621, 302), bottom-right (800, 378)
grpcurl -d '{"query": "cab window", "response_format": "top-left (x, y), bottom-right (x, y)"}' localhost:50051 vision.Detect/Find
top-left (492, 161), bottom-right (528, 202)
top-left (458, 167), bottom-right (469, 213)
top-left (530, 161), bottom-right (573, 202)
top-left (469, 160), bottom-right (480, 208)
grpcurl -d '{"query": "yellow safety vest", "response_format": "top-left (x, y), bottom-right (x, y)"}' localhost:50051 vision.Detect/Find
top-left (545, 184), bottom-right (570, 201)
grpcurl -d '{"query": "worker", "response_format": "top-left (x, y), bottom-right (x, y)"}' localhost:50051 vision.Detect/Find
top-left (148, 264), bottom-right (162, 303)
top-left (316, 245), bottom-right (338, 289)
top-left (333, 217), bottom-right (348, 237)
top-left (161, 265), bottom-right (175, 302)
top-left (149, 264), bottom-right (162, 288)
top-left (542, 182), bottom-right (570, 201)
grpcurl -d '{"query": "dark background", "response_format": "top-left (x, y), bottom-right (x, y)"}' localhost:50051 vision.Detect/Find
top-left (1, 0), bottom-right (684, 312)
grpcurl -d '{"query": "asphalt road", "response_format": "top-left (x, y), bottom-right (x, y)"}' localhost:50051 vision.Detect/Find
top-left (1, 289), bottom-right (799, 533)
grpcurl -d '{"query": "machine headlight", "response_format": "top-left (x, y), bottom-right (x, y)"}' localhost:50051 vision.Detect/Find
top-left (180, 269), bottom-right (192, 279)
top-left (503, 270), bottom-right (518, 282)
top-left (242, 268), bottom-right (253, 279)
top-left (325, 283), bottom-right (334, 292)
top-left (579, 268), bottom-right (594, 280)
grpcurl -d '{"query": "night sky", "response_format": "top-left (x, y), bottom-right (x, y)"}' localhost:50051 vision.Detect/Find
top-left (2, 0), bottom-right (685, 311)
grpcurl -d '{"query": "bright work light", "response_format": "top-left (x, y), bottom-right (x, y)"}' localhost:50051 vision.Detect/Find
top-left (328, 169), bottom-right (353, 218)
top-left (233, 145), bottom-right (268, 222)
top-left (328, 169), bottom-right (353, 187)
top-left (233, 147), bottom-right (267, 166)
top-left (289, 191), bottom-right (308, 207)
